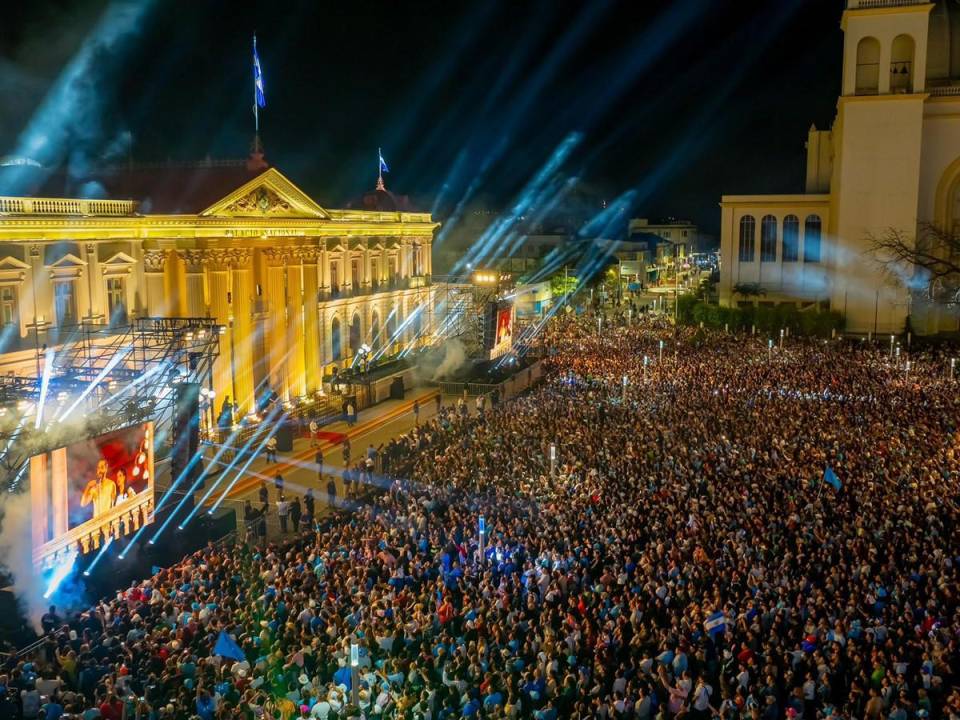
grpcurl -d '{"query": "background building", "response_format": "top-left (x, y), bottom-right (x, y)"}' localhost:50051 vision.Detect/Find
top-left (720, 0), bottom-right (960, 334)
top-left (0, 163), bottom-right (437, 415)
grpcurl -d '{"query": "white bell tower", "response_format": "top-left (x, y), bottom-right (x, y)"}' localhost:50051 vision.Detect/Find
top-left (830, 1), bottom-right (934, 333)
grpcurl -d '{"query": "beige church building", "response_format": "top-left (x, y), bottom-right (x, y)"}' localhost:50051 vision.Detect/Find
top-left (720, 0), bottom-right (960, 334)
top-left (0, 161), bottom-right (437, 416)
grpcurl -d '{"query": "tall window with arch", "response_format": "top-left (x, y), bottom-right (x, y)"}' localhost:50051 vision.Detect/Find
top-left (855, 37), bottom-right (880, 95)
top-left (804, 215), bottom-right (822, 263)
top-left (782, 215), bottom-right (799, 262)
top-left (54, 280), bottom-right (77, 326)
top-left (760, 215), bottom-right (778, 262)
top-left (331, 317), bottom-right (342, 360)
top-left (349, 314), bottom-right (362, 354)
top-left (370, 311), bottom-right (381, 352)
top-left (738, 216), bottom-right (756, 262)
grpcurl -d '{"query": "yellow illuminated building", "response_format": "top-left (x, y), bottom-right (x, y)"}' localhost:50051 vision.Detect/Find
top-left (0, 165), bottom-right (438, 414)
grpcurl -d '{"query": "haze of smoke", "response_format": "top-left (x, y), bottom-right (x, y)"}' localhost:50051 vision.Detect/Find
top-left (0, 491), bottom-right (45, 631)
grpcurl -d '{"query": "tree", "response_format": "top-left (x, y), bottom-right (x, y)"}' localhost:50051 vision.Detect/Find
top-left (732, 282), bottom-right (767, 299)
top-left (868, 222), bottom-right (960, 305)
top-left (549, 272), bottom-right (578, 298)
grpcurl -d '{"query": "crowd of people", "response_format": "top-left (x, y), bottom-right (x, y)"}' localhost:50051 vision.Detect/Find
top-left (3, 316), bottom-right (960, 720)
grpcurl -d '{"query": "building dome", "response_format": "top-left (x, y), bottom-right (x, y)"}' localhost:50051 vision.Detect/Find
top-left (347, 186), bottom-right (416, 212)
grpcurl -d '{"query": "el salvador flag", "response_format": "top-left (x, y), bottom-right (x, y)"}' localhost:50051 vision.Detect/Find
top-left (253, 36), bottom-right (266, 108)
top-left (379, 149), bottom-right (389, 174)
top-left (823, 466), bottom-right (841, 491)
top-left (704, 611), bottom-right (727, 637)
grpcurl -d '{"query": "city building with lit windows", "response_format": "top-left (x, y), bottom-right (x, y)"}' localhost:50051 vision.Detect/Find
top-left (0, 156), bottom-right (437, 416)
top-left (720, 0), bottom-right (960, 334)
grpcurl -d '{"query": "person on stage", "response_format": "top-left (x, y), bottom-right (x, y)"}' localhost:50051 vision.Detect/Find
top-left (80, 459), bottom-right (118, 518)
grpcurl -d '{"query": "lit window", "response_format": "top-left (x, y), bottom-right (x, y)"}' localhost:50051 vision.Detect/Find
top-left (738, 216), bottom-right (756, 262)
top-left (760, 215), bottom-right (777, 262)
top-left (54, 281), bottom-right (77, 326)
top-left (782, 216), bottom-right (799, 262)
top-left (0, 286), bottom-right (17, 327)
top-left (804, 216), bottom-right (822, 263)
top-left (107, 277), bottom-right (127, 326)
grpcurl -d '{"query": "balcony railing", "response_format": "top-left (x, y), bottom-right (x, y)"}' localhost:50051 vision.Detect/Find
top-left (318, 276), bottom-right (431, 301)
top-left (0, 196), bottom-right (138, 216)
top-left (848, 0), bottom-right (928, 8)
top-left (929, 85), bottom-right (960, 97)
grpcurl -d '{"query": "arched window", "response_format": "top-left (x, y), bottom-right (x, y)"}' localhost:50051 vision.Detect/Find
top-left (331, 317), bottom-right (342, 360)
top-left (891, 34), bottom-right (915, 93)
top-left (738, 215), bottom-right (756, 262)
top-left (370, 311), bottom-right (381, 352)
top-left (782, 215), bottom-right (799, 262)
top-left (760, 215), bottom-right (777, 262)
top-left (349, 313), bottom-right (362, 354)
top-left (856, 36), bottom-right (881, 95)
top-left (412, 307), bottom-right (423, 339)
top-left (804, 215), bottom-right (822, 263)
top-left (386, 307), bottom-right (398, 345)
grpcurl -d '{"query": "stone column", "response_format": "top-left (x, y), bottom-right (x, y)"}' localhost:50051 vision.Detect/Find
top-left (30, 454), bottom-right (47, 548)
top-left (301, 248), bottom-right (321, 394)
top-left (180, 250), bottom-right (207, 317)
top-left (263, 248), bottom-right (290, 400)
top-left (143, 250), bottom-right (169, 317)
top-left (286, 253), bottom-right (307, 399)
top-left (205, 250), bottom-right (234, 410)
top-left (51, 447), bottom-right (68, 537)
top-left (230, 249), bottom-right (256, 415)
top-left (399, 239), bottom-right (409, 278)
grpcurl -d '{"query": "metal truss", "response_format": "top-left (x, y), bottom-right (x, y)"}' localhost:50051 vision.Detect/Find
top-left (0, 318), bottom-right (221, 491)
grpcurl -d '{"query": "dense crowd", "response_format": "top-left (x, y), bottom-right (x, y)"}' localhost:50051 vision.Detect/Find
top-left (3, 316), bottom-right (960, 720)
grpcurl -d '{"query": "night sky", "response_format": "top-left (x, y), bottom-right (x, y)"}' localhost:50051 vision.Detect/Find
top-left (0, 0), bottom-right (845, 236)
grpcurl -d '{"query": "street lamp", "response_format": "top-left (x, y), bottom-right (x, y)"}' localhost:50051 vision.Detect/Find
top-left (478, 514), bottom-right (486, 564)
top-left (951, 357), bottom-right (956, 381)
top-left (889, 334), bottom-right (895, 360)
top-left (597, 316), bottom-right (602, 335)
top-left (643, 355), bottom-right (649, 382)
top-left (659, 339), bottom-right (664, 363)
top-left (350, 641), bottom-right (359, 706)
top-left (549, 443), bottom-right (556, 478)
top-left (622, 374), bottom-right (628, 403)
top-left (779, 328), bottom-right (784, 349)
top-left (768, 338), bottom-right (773, 361)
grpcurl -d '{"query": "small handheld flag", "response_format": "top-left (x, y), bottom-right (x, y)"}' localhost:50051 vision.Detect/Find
top-left (704, 611), bottom-right (727, 638)
top-left (823, 466), bottom-right (841, 491)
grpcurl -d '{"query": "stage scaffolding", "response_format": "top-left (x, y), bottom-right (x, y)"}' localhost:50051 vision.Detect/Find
top-left (0, 318), bottom-right (221, 491)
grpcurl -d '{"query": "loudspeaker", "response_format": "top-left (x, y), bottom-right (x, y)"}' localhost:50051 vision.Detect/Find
top-left (171, 382), bottom-right (201, 489)
top-left (275, 422), bottom-right (294, 452)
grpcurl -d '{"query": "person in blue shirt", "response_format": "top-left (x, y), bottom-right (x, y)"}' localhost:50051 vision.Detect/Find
top-left (195, 690), bottom-right (216, 720)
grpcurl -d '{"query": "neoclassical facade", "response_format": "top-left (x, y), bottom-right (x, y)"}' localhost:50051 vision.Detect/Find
top-left (0, 167), bottom-right (437, 414)
top-left (720, 0), bottom-right (960, 334)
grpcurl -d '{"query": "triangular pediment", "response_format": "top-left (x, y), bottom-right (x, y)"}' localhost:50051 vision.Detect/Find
top-left (46, 253), bottom-right (86, 268)
top-left (0, 256), bottom-right (30, 270)
top-left (200, 168), bottom-right (331, 219)
top-left (103, 252), bottom-right (137, 266)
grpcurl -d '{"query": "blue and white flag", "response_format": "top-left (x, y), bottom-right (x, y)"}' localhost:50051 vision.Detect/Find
top-left (704, 611), bottom-right (727, 637)
top-left (214, 631), bottom-right (245, 661)
top-left (379, 148), bottom-right (389, 174)
top-left (823, 466), bottom-right (841, 491)
top-left (253, 36), bottom-right (266, 109)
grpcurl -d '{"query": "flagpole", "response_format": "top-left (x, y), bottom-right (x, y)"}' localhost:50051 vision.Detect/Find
top-left (377, 147), bottom-right (383, 190)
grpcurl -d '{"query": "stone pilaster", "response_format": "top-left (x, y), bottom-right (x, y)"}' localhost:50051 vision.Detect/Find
top-left (205, 249), bottom-right (235, 410)
top-left (286, 252), bottom-right (306, 399)
top-left (180, 250), bottom-right (207, 317)
top-left (263, 248), bottom-right (291, 400)
top-left (230, 250), bottom-right (256, 415)
top-left (301, 247), bottom-right (321, 394)
top-left (143, 250), bottom-right (169, 317)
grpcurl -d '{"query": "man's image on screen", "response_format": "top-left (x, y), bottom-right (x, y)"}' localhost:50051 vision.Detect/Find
top-left (80, 459), bottom-right (117, 518)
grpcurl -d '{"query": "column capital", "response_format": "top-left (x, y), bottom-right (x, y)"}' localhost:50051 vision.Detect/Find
top-left (297, 246), bottom-right (320, 264)
top-left (205, 249), bottom-right (235, 271)
top-left (180, 249), bottom-right (207, 273)
top-left (263, 246), bottom-right (294, 267)
top-left (230, 248), bottom-right (253, 267)
top-left (143, 249), bottom-right (170, 273)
